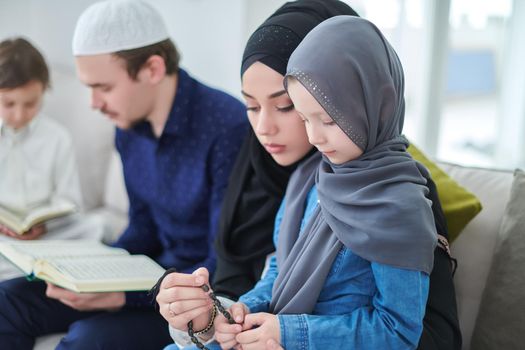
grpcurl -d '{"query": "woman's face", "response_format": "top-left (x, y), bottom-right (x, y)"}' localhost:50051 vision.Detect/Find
top-left (241, 62), bottom-right (313, 166)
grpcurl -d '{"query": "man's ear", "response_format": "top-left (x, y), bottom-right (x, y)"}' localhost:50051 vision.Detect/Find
top-left (141, 55), bottom-right (166, 84)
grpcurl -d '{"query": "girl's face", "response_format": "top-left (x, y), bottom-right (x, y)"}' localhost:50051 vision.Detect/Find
top-left (241, 62), bottom-right (313, 166)
top-left (287, 79), bottom-right (363, 164)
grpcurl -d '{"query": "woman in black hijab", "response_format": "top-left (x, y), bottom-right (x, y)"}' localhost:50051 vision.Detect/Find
top-left (213, 0), bottom-right (358, 302)
top-left (157, 1), bottom-right (460, 349)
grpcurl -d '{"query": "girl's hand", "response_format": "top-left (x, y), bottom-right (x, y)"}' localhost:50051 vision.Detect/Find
top-left (215, 302), bottom-right (249, 349)
top-left (236, 312), bottom-right (281, 350)
top-left (266, 338), bottom-right (284, 350)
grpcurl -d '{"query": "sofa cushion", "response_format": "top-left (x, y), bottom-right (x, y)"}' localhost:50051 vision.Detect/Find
top-left (470, 169), bottom-right (525, 350)
top-left (408, 144), bottom-right (482, 242)
top-left (439, 162), bottom-right (513, 350)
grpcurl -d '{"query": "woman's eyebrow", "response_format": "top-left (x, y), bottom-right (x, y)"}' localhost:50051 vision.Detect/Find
top-left (240, 90), bottom-right (253, 98)
top-left (268, 90), bottom-right (287, 99)
top-left (241, 89), bottom-right (287, 99)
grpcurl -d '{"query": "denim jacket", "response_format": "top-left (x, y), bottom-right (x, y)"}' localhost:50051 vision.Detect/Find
top-left (238, 185), bottom-right (430, 349)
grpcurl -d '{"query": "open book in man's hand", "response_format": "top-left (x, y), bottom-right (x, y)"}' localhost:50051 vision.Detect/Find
top-left (0, 198), bottom-right (76, 235)
top-left (0, 240), bottom-right (166, 293)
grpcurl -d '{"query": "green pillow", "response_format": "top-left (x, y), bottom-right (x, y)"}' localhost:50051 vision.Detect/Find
top-left (407, 144), bottom-right (482, 242)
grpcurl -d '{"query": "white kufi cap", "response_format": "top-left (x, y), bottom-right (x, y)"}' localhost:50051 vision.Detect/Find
top-left (72, 0), bottom-right (170, 56)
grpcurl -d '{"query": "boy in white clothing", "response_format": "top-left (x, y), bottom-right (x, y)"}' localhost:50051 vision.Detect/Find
top-left (0, 37), bottom-right (105, 278)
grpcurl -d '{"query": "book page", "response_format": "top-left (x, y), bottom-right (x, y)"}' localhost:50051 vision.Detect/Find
top-left (4, 240), bottom-right (128, 260)
top-left (0, 205), bottom-right (26, 232)
top-left (49, 255), bottom-right (165, 280)
top-left (36, 255), bottom-right (166, 292)
top-left (0, 199), bottom-right (76, 234)
top-left (23, 198), bottom-right (76, 229)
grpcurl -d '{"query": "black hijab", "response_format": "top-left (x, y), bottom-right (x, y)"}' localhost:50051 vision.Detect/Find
top-left (212, 0), bottom-right (359, 299)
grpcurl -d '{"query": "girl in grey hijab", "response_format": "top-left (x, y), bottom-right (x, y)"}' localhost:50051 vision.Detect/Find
top-left (215, 16), bottom-right (437, 350)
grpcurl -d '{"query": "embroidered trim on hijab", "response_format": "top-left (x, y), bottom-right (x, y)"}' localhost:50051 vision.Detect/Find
top-left (240, 0), bottom-right (358, 77)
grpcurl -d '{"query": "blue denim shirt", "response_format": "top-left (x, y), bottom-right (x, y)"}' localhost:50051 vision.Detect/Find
top-left (238, 186), bottom-right (430, 349)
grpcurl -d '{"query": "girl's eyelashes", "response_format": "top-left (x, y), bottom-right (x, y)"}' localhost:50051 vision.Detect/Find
top-left (276, 104), bottom-right (294, 112)
top-left (246, 106), bottom-right (260, 112)
top-left (323, 120), bottom-right (336, 126)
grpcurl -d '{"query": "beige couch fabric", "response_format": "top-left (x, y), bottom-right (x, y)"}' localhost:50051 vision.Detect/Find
top-left (440, 163), bottom-right (513, 350)
top-left (470, 169), bottom-right (525, 350)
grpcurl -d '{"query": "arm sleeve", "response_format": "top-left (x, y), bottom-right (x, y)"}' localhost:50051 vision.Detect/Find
top-left (279, 264), bottom-right (430, 350)
top-left (111, 136), bottom-right (162, 257)
top-left (111, 185), bottom-right (163, 256)
top-left (237, 199), bottom-right (285, 313)
top-left (168, 296), bottom-right (235, 347)
top-left (198, 126), bottom-right (248, 275)
top-left (419, 174), bottom-right (462, 349)
top-left (112, 137), bottom-right (164, 308)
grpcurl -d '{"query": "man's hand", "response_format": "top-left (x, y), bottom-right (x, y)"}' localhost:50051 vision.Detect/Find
top-left (156, 267), bottom-right (214, 331)
top-left (235, 312), bottom-right (281, 350)
top-left (0, 224), bottom-right (46, 240)
top-left (45, 282), bottom-right (125, 311)
top-left (215, 303), bottom-right (249, 350)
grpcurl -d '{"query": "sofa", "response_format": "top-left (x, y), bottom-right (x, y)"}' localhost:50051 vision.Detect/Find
top-left (33, 68), bottom-right (520, 349)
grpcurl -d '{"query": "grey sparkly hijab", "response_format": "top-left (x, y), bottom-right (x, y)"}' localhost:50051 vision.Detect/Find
top-left (271, 16), bottom-right (437, 314)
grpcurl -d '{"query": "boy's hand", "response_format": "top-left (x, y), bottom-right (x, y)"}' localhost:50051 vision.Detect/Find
top-left (0, 223), bottom-right (46, 240)
top-left (0, 224), bottom-right (18, 238)
top-left (236, 312), bottom-right (281, 350)
top-left (215, 303), bottom-right (249, 349)
top-left (20, 224), bottom-right (46, 240)
top-left (156, 267), bottom-right (214, 331)
top-left (45, 282), bottom-right (125, 311)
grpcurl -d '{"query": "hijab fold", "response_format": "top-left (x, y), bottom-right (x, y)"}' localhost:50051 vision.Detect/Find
top-left (271, 16), bottom-right (437, 314)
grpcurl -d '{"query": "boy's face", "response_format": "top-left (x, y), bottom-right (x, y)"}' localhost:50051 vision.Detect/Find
top-left (287, 79), bottom-right (363, 165)
top-left (75, 54), bottom-right (153, 130)
top-left (0, 80), bottom-right (44, 130)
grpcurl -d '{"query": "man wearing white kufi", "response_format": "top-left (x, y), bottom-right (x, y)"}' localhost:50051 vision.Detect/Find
top-left (0, 1), bottom-right (248, 349)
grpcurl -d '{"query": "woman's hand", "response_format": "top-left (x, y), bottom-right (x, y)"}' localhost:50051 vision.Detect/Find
top-left (156, 267), bottom-right (214, 331)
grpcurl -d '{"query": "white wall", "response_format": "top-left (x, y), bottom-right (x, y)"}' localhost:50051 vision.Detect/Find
top-left (2, 0), bottom-right (524, 170)
top-left (0, 0), bottom-right (246, 98)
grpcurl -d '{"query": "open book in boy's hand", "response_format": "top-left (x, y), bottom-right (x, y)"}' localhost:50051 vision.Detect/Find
top-left (0, 240), bottom-right (166, 293)
top-left (0, 198), bottom-right (77, 235)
